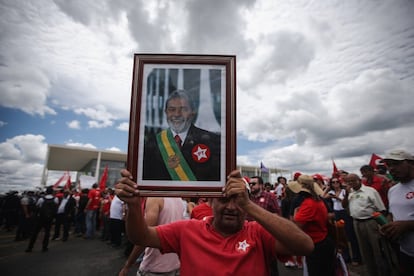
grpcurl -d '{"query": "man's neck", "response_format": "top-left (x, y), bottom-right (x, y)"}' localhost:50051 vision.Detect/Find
top-left (400, 176), bottom-right (414, 184)
top-left (171, 128), bottom-right (190, 141)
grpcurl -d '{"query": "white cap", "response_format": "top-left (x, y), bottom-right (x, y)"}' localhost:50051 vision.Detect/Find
top-left (384, 149), bottom-right (414, 161)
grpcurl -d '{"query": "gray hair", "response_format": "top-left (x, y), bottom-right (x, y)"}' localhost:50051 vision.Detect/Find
top-left (165, 90), bottom-right (196, 111)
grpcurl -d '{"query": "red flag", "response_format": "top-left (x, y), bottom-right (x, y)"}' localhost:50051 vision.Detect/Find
top-left (64, 174), bottom-right (71, 191)
top-left (369, 153), bottom-right (383, 170)
top-left (99, 165), bottom-right (108, 191)
top-left (53, 172), bottom-right (67, 188)
top-left (332, 160), bottom-right (339, 177)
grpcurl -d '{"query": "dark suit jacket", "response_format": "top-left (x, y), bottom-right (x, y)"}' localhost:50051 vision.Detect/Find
top-left (143, 125), bottom-right (221, 181)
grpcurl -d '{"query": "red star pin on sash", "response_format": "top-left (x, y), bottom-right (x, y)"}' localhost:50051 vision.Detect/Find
top-left (192, 144), bottom-right (210, 163)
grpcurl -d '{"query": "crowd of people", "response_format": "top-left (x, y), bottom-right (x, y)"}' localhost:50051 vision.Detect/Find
top-left (0, 148), bottom-right (413, 276)
top-left (114, 148), bottom-right (412, 276)
top-left (0, 183), bottom-right (131, 254)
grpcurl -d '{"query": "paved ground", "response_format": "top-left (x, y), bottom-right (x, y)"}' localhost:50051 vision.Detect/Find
top-left (0, 228), bottom-right (367, 276)
top-left (0, 229), bottom-right (136, 276)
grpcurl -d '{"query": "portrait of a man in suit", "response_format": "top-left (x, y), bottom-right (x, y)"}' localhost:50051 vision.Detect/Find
top-left (142, 90), bottom-right (221, 181)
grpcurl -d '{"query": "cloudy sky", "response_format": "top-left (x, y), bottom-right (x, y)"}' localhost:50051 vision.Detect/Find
top-left (1, 0), bottom-right (414, 192)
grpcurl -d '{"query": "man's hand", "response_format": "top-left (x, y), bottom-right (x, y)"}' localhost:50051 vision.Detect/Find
top-left (224, 170), bottom-right (251, 208)
top-left (115, 169), bottom-right (140, 205)
top-left (381, 221), bottom-right (411, 241)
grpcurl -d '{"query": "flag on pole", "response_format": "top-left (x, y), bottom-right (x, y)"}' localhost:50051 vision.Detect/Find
top-left (99, 165), bottom-right (108, 191)
top-left (53, 171), bottom-right (68, 189)
top-left (64, 174), bottom-right (71, 191)
top-left (369, 153), bottom-right (383, 170)
top-left (332, 159), bottom-right (339, 177)
top-left (260, 162), bottom-right (269, 173)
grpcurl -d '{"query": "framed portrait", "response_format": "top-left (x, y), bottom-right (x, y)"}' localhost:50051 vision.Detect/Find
top-left (128, 54), bottom-right (236, 197)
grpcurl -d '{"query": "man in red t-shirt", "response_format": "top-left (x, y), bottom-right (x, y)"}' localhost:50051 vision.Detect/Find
top-left (116, 169), bottom-right (314, 276)
top-left (360, 165), bottom-right (390, 209)
top-left (84, 184), bottom-right (101, 239)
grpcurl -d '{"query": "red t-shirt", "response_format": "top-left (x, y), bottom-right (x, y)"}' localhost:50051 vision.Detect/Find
top-left (101, 195), bottom-right (113, 215)
top-left (362, 175), bottom-right (389, 208)
top-left (190, 203), bottom-right (212, 220)
top-left (156, 217), bottom-right (279, 275)
top-left (86, 188), bottom-right (101, 210)
top-left (294, 198), bottom-right (328, 243)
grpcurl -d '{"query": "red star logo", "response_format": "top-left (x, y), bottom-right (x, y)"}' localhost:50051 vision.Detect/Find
top-left (192, 144), bottom-right (210, 163)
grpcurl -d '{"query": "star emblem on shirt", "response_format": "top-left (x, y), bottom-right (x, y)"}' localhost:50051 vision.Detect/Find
top-left (191, 144), bottom-right (210, 163)
top-left (236, 240), bottom-right (250, 252)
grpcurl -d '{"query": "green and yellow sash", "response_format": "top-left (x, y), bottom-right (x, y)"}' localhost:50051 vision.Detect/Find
top-left (156, 129), bottom-right (197, 181)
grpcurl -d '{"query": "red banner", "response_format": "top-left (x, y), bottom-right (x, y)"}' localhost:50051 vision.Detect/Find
top-left (99, 165), bottom-right (108, 191)
top-left (53, 171), bottom-right (68, 188)
top-left (332, 160), bottom-right (339, 177)
top-left (369, 153), bottom-right (383, 170)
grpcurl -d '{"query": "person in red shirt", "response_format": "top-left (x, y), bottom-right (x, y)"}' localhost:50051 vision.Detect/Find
top-left (115, 169), bottom-right (314, 276)
top-left (360, 165), bottom-right (390, 209)
top-left (100, 188), bottom-right (113, 241)
top-left (84, 183), bottom-right (101, 239)
top-left (290, 175), bottom-right (336, 276)
top-left (190, 199), bottom-right (212, 220)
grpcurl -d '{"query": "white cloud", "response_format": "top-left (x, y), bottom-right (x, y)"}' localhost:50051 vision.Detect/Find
top-left (117, 122), bottom-right (129, 131)
top-left (105, 147), bottom-right (121, 152)
top-left (0, 135), bottom-right (47, 193)
top-left (65, 141), bottom-right (97, 149)
top-left (1, 0), bottom-right (414, 191)
top-left (67, 120), bottom-right (81, 129)
top-left (74, 105), bottom-right (114, 128)
top-left (0, 121), bottom-right (7, 127)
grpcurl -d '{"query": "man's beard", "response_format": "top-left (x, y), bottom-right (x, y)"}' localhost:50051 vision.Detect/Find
top-left (250, 188), bottom-right (260, 196)
top-left (167, 117), bottom-right (192, 133)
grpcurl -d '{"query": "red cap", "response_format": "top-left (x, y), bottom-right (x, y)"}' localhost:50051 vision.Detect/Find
top-left (312, 174), bottom-right (324, 182)
top-left (293, 172), bottom-right (302, 180)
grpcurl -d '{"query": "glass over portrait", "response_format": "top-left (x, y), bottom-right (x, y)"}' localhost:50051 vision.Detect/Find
top-left (128, 54), bottom-right (236, 196)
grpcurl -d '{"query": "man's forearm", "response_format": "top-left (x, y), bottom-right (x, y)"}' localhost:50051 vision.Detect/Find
top-left (125, 201), bottom-right (147, 244)
top-left (125, 201), bottom-right (161, 249)
top-left (244, 201), bottom-right (314, 256)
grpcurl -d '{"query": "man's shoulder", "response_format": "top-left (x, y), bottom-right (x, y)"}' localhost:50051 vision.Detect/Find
top-left (259, 191), bottom-right (276, 202)
top-left (360, 184), bottom-right (376, 192)
top-left (389, 180), bottom-right (414, 192)
top-left (189, 125), bottom-right (220, 138)
top-left (158, 217), bottom-right (202, 230)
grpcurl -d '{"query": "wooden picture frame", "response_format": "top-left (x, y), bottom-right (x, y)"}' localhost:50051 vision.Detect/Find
top-left (128, 54), bottom-right (236, 197)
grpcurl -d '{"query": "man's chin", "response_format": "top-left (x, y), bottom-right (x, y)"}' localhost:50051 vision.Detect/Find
top-left (169, 123), bottom-right (186, 133)
top-left (170, 126), bottom-right (184, 133)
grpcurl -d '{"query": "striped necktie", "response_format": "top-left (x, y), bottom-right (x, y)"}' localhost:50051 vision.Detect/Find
top-left (174, 135), bottom-right (182, 149)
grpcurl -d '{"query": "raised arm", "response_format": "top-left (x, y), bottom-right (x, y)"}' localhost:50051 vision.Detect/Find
top-left (115, 169), bottom-right (161, 248)
top-left (118, 197), bottom-right (164, 276)
top-left (225, 170), bottom-right (314, 256)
